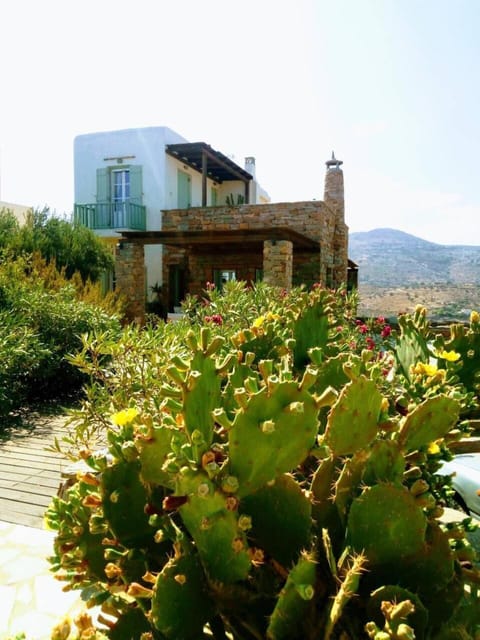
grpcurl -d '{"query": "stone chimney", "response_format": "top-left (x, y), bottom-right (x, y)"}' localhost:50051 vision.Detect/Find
top-left (324, 152), bottom-right (348, 288)
top-left (324, 151), bottom-right (344, 222)
top-left (244, 156), bottom-right (256, 179)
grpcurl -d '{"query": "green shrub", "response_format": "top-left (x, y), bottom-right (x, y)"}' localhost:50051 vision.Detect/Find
top-left (0, 258), bottom-right (120, 415)
top-left (46, 284), bottom-right (480, 639)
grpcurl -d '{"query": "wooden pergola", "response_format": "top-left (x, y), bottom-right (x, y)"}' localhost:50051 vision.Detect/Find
top-left (165, 142), bottom-right (253, 206)
top-left (119, 227), bottom-right (320, 253)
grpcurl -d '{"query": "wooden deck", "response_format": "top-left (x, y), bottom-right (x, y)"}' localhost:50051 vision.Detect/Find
top-left (0, 415), bottom-right (70, 529)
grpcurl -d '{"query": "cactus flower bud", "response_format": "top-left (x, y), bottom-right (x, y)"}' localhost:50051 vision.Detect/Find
top-left (51, 618), bottom-right (71, 640)
top-left (104, 562), bottom-right (123, 579)
top-left (238, 514), bottom-right (252, 531)
top-left (126, 582), bottom-right (153, 598)
top-left (296, 584), bottom-right (315, 600)
top-left (174, 574), bottom-right (187, 585)
top-left (222, 475), bottom-right (240, 493)
top-left (396, 623), bottom-right (415, 640)
top-left (261, 420), bottom-right (276, 434)
top-left (231, 537), bottom-right (244, 553)
top-left (197, 483), bottom-right (210, 497)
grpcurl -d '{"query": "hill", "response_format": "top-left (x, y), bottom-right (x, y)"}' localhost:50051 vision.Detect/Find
top-left (349, 228), bottom-right (480, 287)
top-left (349, 228), bottom-right (480, 320)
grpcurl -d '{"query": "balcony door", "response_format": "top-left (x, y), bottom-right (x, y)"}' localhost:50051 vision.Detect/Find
top-left (112, 169), bottom-right (130, 227)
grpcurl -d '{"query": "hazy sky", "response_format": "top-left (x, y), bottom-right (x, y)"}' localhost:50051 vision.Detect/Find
top-left (1, 0), bottom-right (479, 245)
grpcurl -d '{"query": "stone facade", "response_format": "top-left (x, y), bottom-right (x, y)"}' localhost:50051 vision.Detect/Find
top-left (115, 158), bottom-right (350, 320)
top-left (115, 242), bottom-right (145, 322)
top-left (263, 240), bottom-right (293, 290)
top-left (162, 195), bottom-right (348, 305)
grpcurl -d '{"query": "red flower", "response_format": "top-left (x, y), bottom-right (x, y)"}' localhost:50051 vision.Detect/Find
top-left (211, 314), bottom-right (223, 325)
top-left (381, 325), bottom-right (392, 338)
top-left (358, 324), bottom-right (368, 334)
top-left (376, 316), bottom-right (385, 325)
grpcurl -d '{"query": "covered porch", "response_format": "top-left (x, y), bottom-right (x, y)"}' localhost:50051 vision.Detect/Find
top-left (115, 228), bottom-right (321, 322)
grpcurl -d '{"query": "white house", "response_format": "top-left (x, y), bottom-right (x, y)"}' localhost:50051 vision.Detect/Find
top-left (74, 126), bottom-right (269, 293)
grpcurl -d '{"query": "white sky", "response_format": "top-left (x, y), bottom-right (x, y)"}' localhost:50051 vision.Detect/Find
top-left (1, 0), bottom-right (479, 245)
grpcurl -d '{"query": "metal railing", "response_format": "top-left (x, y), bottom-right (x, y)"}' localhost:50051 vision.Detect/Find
top-left (74, 201), bottom-right (146, 230)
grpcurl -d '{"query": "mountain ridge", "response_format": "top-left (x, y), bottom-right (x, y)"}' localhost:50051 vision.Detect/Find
top-left (349, 228), bottom-right (480, 286)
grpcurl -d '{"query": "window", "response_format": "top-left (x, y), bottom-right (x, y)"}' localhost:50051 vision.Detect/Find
top-left (95, 165), bottom-right (143, 229)
top-left (211, 187), bottom-right (218, 207)
top-left (112, 169), bottom-right (130, 226)
top-left (213, 269), bottom-right (236, 290)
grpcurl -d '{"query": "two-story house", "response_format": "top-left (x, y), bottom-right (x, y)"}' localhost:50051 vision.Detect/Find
top-left (74, 126), bottom-right (354, 322)
top-left (74, 126), bottom-right (269, 295)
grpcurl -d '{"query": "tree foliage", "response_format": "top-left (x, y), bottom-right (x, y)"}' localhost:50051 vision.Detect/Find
top-left (0, 207), bottom-right (114, 282)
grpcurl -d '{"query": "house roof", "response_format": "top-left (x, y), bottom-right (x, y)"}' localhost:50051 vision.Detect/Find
top-left (119, 227), bottom-right (320, 252)
top-left (165, 142), bottom-right (253, 183)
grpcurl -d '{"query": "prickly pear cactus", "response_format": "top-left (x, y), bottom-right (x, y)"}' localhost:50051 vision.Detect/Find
top-left (45, 284), bottom-right (480, 640)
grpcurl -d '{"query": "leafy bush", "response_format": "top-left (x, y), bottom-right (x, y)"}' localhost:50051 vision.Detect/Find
top-left (0, 207), bottom-right (114, 283)
top-left (46, 284), bottom-right (480, 639)
top-left (0, 258), bottom-right (120, 415)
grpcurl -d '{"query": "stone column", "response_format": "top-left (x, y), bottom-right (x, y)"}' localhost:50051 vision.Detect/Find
top-left (115, 241), bottom-right (145, 323)
top-left (263, 240), bottom-right (293, 290)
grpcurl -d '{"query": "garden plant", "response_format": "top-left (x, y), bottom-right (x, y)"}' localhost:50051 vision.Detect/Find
top-left (46, 283), bottom-right (480, 639)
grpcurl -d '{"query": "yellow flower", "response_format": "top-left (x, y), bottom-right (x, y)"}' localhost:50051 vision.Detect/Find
top-left (266, 312), bottom-right (280, 322)
top-left (110, 407), bottom-right (138, 426)
top-left (471, 310), bottom-right (479, 324)
top-left (252, 315), bottom-right (265, 328)
top-left (427, 441), bottom-right (441, 455)
top-left (412, 362), bottom-right (438, 377)
top-left (436, 350), bottom-right (461, 362)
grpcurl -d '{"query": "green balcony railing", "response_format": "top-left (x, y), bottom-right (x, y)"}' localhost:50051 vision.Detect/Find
top-left (74, 201), bottom-right (146, 231)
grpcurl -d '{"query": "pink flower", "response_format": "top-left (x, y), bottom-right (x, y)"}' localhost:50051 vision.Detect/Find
top-left (206, 281), bottom-right (215, 291)
top-left (211, 314), bottom-right (223, 325)
top-left (376, 316), bottom-right (385, 325)
top-left (366, 337), bottom-right (375, 350)
top-left (381, 325), bottom-right (392, 339)
top-left (358, 324), bottom-right (368, 334)
top-left (337, 325), bottom-right (343, 332)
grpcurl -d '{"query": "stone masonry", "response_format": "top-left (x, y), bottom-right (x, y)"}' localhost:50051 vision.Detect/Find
top-left (115, 242), bottom-right (145, 322)
top-left (115, 156), bottom-right (349, 320)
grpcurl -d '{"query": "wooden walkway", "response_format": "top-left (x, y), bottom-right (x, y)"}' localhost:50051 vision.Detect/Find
top-left (0, 415), bottom-right (69, 529)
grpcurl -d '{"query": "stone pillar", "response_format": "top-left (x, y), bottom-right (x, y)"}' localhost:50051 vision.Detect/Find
top-left (324, 153), bottom-right (348, 287)
top-left (263, 240), bottom-right (293, 290)
top-left (115, 241), bottom-right (145, 323)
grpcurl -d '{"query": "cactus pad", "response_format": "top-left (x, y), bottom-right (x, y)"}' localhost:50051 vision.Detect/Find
top-left (347, 484), bottom-right (427, 565)
top-left (324, 376), bottom-right (383, 456)
top-left (101, 460), bottom-right (154, 547)
top-left (266, 551), bottom-right (317, 639)
top-left (240, 473), bottom-right (312, 568)
top-left (151, 551), bottom-right (214, 639)
top-left (398, 396), bottom-right (460, 452)
top-left (229, 380), bottom-right (319, 496)
top-left (178, 469), bottom-right (251, 583)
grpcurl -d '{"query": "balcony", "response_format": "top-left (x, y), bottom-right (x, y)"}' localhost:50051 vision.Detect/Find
top-left (74, 201), bottom-right (146, 231)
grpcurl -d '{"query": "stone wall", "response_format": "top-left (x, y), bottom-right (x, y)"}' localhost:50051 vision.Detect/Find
top-left (115, 242), bottom-right (145, 322)
top-left (263, 240), bottom-right (293, 290)
top-left (162, 200), bottom-right (348, 297)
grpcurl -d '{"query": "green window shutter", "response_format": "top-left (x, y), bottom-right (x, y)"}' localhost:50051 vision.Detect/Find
top-left (177, 170), bottom-right (191, 209)
top-left (211, 187), bottom-right (218, 206)
top-left (129, 165), bottom-right (143, 204)
top-left (96, 168), bottom-right (109, 203)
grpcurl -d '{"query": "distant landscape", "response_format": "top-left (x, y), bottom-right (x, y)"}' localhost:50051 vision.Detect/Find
top-left (349, 228), bottom-right (480, 320)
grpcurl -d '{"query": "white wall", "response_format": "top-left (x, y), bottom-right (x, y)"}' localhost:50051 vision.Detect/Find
top-left (74, 126), bottom-right (188, 291)
top-left (74, 126), bottom-right (271, 294)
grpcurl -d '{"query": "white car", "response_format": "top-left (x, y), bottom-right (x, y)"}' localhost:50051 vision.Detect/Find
top-left (437, 454), bottom-right (480, 517)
